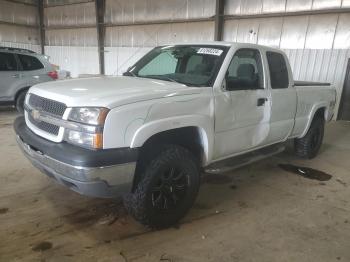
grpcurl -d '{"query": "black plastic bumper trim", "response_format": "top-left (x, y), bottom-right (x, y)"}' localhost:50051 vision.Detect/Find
top-left (14, 116), bottom-right (138, 168)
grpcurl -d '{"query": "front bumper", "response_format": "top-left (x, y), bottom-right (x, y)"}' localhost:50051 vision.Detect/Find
top-left (14, 116), bottom-right (138, 198)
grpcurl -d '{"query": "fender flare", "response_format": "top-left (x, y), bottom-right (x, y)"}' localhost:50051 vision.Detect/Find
top-left (299, 103), bottom-right (329, 138)
top-left (130, 115), bottom-right (213, 165)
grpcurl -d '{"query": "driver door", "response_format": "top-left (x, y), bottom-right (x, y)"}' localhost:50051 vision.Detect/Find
top-left (214, 48), bottom-right (272, 160)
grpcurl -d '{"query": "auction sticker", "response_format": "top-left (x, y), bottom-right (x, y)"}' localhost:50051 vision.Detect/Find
top-left (197, 48), bottom-right (223, 56)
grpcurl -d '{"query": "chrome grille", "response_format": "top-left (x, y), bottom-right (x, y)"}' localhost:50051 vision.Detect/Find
top-left (28, 94), bottom-right (66, 117)
top-left (28, 112), bottom-right (60, 136)
top-left (26, 94), bottom-right (66, 136)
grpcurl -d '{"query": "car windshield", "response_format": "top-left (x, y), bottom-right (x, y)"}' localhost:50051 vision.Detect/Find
top-left (124, 45), bottom-right (229, 87)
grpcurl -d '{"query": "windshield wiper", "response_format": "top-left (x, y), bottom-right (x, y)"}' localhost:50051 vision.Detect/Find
top-left (162, 76), bottom-right (186, 86)
top-left (143, 75), bottom-right (187, 86)
top-left (123, 71), bottom-right (138, 77)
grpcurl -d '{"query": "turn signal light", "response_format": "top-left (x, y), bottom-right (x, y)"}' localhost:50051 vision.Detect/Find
top-left (93, 133), bottom-right (103, 149)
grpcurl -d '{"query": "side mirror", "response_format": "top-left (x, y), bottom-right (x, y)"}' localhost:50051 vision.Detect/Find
top-left (225, 77), bottom-right (237, 91)
top-left (225, 78), bottom-right (261, 91)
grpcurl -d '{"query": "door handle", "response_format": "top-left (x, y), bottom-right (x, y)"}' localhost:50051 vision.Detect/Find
top-left (257, 97), bottom-right (268, 106)
top-left (12, 74), bottom-right (20, 78)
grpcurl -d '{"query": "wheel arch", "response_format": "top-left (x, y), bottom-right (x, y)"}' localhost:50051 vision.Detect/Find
top-left (136, 126), bottom-right (210, 166)
top-left (131, 118), bottom-right (212, 166)
top-left (299, 105), bottom-right (327, 138)
top-left (14, 86), bottom-right (30, 102)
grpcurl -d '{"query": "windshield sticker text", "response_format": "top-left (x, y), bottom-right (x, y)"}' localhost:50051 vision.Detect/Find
top-left (197, 48), bottom-right (223, 56)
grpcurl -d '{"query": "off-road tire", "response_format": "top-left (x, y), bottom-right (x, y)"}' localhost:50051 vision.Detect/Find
top-left (124, 145), bottom-right (200, 228)
top-left (15, 90), bottom-right (27, 114)
top-left (294, 116), bottom-right (325, 159)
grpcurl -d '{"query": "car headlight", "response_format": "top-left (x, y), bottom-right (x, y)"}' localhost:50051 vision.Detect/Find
top-left (68, 107), bottom-right (109, 125)
top-left (65, 107), bottom-right (109, 149)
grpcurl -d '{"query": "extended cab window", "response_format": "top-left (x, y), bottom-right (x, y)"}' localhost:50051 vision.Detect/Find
top-left (225, 49), bottom-right (264, 91)
top-left (0, 52), bottom-right (18, 71)
top-left (18, 54), bottom-right (44, 71)
top-left (266, 52), bottom-right (289, 89)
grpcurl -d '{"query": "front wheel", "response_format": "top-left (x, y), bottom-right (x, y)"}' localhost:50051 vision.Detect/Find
top-left (15, 90), bottom-right (27, 114)
top-left (294, 116), bottom-right (325, 159)
top-left (124, 145), bottom-right (200, 228)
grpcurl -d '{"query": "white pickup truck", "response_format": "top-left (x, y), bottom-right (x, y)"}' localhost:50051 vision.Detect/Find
top-left (15, 42), bottom-right (336, 228)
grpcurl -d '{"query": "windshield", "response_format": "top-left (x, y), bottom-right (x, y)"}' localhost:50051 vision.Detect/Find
top-left (124, 45), bottom-right (229, 87)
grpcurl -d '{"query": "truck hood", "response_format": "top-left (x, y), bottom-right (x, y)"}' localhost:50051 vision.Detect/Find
top-left (29, 76), bottom-right (203, 108)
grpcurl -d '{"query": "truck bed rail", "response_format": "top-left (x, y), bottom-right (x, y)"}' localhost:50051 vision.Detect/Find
top-left (294, 81), bottom-right (331, 87)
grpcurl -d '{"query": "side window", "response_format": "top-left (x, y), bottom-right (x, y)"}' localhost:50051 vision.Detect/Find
top-left (138, 52), bottom-right (177, 76)
top-left (225, 49), bottom-right (264, 91)
top-left (0, 52), bottom-right (18, 71)
top-left (266, 52), bottom-right (289, 89)
top-left (18, 54), bottom-right (44, 71)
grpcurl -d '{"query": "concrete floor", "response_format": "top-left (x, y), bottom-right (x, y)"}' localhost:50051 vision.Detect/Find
top-left (0, 107), bottom-right (349, 262)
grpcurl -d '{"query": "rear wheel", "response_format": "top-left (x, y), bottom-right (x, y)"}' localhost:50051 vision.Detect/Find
top-left (124, 145), bottom-right (200, 228)
top-left (294, 116), bottom-right (325, 159)
top-left (15, 90), bottom-right (27, 114)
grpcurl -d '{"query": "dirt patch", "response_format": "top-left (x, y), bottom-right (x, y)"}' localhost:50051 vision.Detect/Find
top-left (278, 164), bottom-right (332, 181)
top-left (238, 201), bottom-right (248, 208)
top-left (160, 254), bottom-right (172, 261)
top-left (336, 179), bottom-right (347, 187)
top-left (0, 207), bottom-right (9, 214)
top-left (119, 250), bottom-right (128, 262)
top-left (202, 174), bottom-right (232, 184)
top-left (32, 241), bottom-right (53, 252)
top-left (193, 202), bottom-right (211, 210)
top-left (61, 201), bottom-right (126, 227)
top-left (0, 123), bottom-right (12, 128)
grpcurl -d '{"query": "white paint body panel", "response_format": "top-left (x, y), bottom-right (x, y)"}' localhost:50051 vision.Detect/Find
top-left (29, 76), bottom-right (200, 108)
top-left (26, 42), bottom-right (336, 166)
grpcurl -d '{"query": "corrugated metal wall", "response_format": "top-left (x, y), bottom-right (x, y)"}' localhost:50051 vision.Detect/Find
top-left (0, 1), bottom-right (39, 25)
top-left (103, 0), bottom-right (216, 75)
top-left (44, 0), bottom-right (91, 6)
top-left (225, 0), bottom-right (350, 14)
top-left (223, 0), bottom-right (350, 117)
top-left (0, 1), bottom-right (40, 52)
top-left (44, 0), bottom-right (99, 77)
top-left (105, 21), bottom-right (214, 75)
top-left (44, 1), bottom-right (96, 27)
top-left (43, 0), bottom-right (216, 76)
top-left (104, 0), bottom-right (215, 23)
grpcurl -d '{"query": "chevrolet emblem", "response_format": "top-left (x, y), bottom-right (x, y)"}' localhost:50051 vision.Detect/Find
top-left (31, 109), bottom-right (41, 121)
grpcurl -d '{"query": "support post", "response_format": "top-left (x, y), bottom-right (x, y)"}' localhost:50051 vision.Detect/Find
top-left (95, 0), bottom-right (106, 75)
top-left (38, 0), bottom-right (45, 54)
top-left (214, 0), bottom-right (225, 41)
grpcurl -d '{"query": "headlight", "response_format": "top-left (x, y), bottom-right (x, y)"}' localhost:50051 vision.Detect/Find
top-left (68, 107), bottom-right (109, 125)
top-left (65, 107), bottom-right (109, 149)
